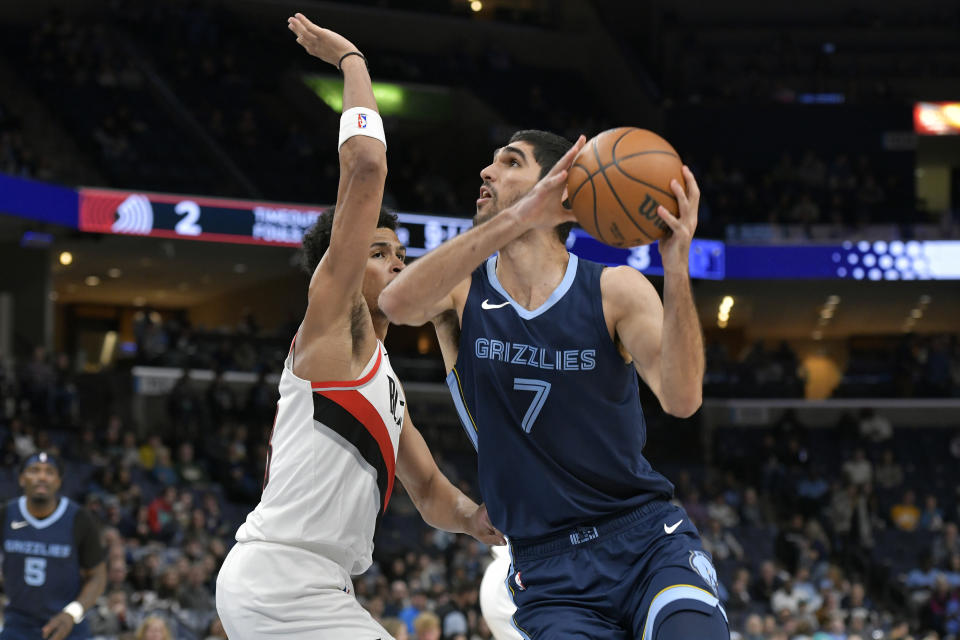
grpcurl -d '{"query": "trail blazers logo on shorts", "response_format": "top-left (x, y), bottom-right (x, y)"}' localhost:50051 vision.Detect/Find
top-left (689, 550), bottom-right (719, 597)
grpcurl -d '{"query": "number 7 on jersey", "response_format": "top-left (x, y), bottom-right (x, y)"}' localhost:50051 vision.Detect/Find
top-left (513, 378), bottom-right (551, 433)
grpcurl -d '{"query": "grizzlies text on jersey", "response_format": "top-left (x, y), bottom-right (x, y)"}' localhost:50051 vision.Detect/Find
top-left (447, 253), bottom-right (674, 539)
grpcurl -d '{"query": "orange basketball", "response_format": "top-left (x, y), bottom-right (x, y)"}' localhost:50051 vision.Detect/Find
top-left (566, 127), bottom-right (684, 248)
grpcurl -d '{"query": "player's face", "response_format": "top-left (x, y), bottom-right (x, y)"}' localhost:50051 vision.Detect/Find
top-left (475, 141), bottom-right (542, 225)
top-left (363, 227), bottom-right (406, 314)
top-left (19, 462), bottom-right (61, 502)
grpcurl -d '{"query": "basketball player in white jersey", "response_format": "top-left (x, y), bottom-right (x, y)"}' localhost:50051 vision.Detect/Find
top-left (215, 15), bottom-right (503, 640)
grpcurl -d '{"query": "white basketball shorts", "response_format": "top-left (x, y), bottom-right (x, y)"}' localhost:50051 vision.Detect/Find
top-left (216, 540), bottom-right (393, 640)
top-left (480, 545), bottom-right (523, 640)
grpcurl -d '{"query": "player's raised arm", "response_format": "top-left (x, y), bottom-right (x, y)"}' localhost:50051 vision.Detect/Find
top-left (379, 135), bottom-right (585, 326)
top-left (288, 14), bottom-right (387, 312)
top-left (605, 167), bottom-right (704, 418)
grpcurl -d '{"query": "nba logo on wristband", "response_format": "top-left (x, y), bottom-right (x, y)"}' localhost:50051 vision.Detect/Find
top-left (358, 113), bottom-right (367, 128)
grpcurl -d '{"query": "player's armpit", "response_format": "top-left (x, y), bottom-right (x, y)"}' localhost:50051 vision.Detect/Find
top-left (601, 266), bottom-right (666, 404)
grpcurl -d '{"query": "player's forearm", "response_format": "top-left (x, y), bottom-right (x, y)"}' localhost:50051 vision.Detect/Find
top-left (337, 55), bottom-right (384, 171)
top-left (76, 564), bottom-right (106, 613)
top-left (411, 472), bottom-right (476, 534)
top-left (340, 54), bottom-right (376, 115)
top-left (380, 209), bottom-right (523, 325)
top-left (659, 268), bottom-right (704, 417)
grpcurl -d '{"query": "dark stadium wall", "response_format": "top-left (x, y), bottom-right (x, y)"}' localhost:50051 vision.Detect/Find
top-left (0, 244), bottom-right (52, 355)
top-left (188, 275), bottom-right (306, 334)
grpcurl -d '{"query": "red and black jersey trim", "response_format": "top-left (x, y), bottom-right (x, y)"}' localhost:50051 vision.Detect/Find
top-left (313, 389), bottom-right (396, 516)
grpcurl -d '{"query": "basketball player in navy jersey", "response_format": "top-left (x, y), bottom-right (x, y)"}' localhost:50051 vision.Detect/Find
top-left (1, 452), bottom-right (106, 640)
top-left (215, 16), bottom-right (502, 640)
top-left (380, 130), bottom-right (729, 639)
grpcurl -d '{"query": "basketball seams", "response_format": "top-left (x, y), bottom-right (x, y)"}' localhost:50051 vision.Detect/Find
top-left (589, 136), bottom-right (608, 244)
top-left (611, 130), bottom-right (679, 203)
top-left (593, 135), bottom-right (656, 245)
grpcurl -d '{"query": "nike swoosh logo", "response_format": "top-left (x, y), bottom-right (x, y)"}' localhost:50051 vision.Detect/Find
top-left (11, 521), bottom-right (29, 530)
top-left (481, 299), bottom-right (510, 310)
top-left (664, 519), bottom-right (682, 534)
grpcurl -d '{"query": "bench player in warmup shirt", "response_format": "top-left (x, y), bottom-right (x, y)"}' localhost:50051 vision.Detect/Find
top-left (215, 15), bottom-right (503, 640)
top-left (380, 130), bottom-right (730, 639)
top-left (1, 452), bottom-right (106, 640)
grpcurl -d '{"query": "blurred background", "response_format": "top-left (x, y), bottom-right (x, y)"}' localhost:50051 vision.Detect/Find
top-left (1, 0), bottom-right (959, 638)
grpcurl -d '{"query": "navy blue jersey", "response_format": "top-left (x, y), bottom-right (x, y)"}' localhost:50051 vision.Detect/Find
top-left (1, 497), bottom-right (96, 633)
top-left (446, 254), bottom-right (674, 539)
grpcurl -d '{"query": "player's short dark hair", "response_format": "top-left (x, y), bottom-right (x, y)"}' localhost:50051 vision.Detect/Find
top-left (508, 129), bottom-right (575, 243)
top-left (20, 451), bottom-right (62, 476)
top-left (300, 207), bottom-right (399, 275)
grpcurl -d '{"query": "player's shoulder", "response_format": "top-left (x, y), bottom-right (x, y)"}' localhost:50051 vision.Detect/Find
top-left (600, 264), bottom-right (655, 295)
top-left (600, 265), bottom-right (660, 320)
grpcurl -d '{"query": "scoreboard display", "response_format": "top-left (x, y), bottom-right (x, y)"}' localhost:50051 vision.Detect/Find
top-left (78, 188), bottom-right (474, 257)
top-left (3, 174), bottom-right (958, 280)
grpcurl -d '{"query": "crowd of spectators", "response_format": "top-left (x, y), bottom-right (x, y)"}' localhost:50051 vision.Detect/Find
top-left (0, 100), bottom-right (51, 181)
top-left (3, 334), bottom-right (960, 639)
top-left (693, 150), bottom-right (914, 237)
top-left (125, 310), bottom-right (960, 401)
top-left (2, 1), bottom-right (944, 239)
top-left (650, 7), bottom-right (960, 105)
top-left (835, 334), bottom-right (960, 399)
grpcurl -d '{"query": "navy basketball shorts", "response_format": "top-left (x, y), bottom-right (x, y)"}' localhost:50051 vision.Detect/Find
top-left (504, 501), bottom-right (729, 639)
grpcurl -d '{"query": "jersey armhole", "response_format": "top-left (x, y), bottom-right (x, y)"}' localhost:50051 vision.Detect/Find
top-left (592, 264), bottom-right (620, 356)
top-left (74, 508), bottom-right (105, 569)
top-left (457, 268), bottom-right (489, 344)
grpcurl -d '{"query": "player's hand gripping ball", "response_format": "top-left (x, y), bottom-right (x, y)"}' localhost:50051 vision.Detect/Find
top-left (566, 127), bottom-right (684, 247)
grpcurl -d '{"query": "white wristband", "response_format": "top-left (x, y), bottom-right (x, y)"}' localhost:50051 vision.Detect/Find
top-left (338, 107), bottom-right (386, 151)
top-left (63, 600), bottom-right (84, 624)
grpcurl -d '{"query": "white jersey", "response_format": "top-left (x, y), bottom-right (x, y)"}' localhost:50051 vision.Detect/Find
top-left (235, 337), bottom-right (405, 575)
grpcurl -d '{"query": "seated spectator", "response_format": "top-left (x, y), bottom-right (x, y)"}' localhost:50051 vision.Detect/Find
top-left (383, 617), bottom-right (410, 640)
top-left (414, 611), bottom-right (441, 640)
top-left (707, 493), bottom-right (740, 528)
top-left (727, 567), bottom-right (753, 612)
top-left (874, 449), bottom-right (904, 490)
top-left (891, 490), bottom-right (921, 531)
top-left (933, 523), bottom-right (960, 567)
top-left (88, 589), bottom-right (139, 637)
top-left (751, 560), bottom-right (785, 605)
top-left (775, 513), bottom-right (809, 574)
top-left (152, 446), bottom-right (179, 489)
top-left (136, 615), bottom-right (173, 640)
top-left (946, 554), bottom-right (960, 589)
top-left (702, 518), bottom-right (745, 562)
top-left (905, 554), bottom-right (941, 591)
top-left (918, 494), bottom-right (945, 532)
top-left (842, 448), bottom-right (873, 487)
top-left (740, 486), bottom-right (767, 527)
top-left (743, 613), bottom-right (764, 640)
top-left (923, 573), bottom-right (960, 637)
top-left (176, 441), bottom-right (208, 485)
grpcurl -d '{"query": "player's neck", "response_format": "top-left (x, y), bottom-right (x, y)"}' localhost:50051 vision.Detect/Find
top-left (25, 496), bottom-right (58, 519)
top-left (497, 235), bottom-right (569, 309)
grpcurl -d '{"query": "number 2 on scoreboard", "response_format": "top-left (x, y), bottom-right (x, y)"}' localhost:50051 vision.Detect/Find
top-left (175, 200), bottom-right (202, 236)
